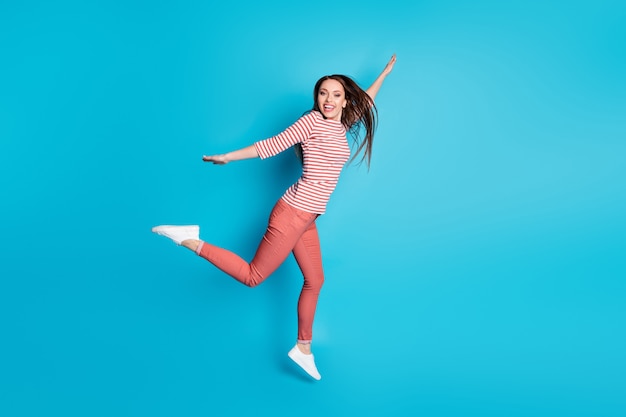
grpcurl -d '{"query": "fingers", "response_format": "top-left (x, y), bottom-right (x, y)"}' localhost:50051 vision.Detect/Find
top-left (386, 54), bottom-right (396, 72)
top-left (202, 155), bottom-right (227, 164)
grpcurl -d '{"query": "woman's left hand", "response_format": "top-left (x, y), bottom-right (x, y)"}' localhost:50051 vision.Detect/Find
top-left (382, 54), bottom-right (396, 76)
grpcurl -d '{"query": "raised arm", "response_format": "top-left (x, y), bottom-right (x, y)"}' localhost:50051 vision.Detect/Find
top-left (202, 144), bottom-right (259, 165)
top-left (366, 54), bottom-right (396, 102)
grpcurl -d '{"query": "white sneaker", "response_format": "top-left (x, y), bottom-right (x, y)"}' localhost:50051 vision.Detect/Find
top-left (288, 345), bottom-right (321, 380)
top-left (152, 225), bottom-right (200, 245)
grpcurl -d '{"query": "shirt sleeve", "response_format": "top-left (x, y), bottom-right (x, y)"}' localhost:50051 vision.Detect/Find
top-left (254, 113), bottom-right (316, 159)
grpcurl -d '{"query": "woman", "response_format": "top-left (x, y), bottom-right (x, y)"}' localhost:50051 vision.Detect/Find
top-left (153, 55), bottom-right (396, 380)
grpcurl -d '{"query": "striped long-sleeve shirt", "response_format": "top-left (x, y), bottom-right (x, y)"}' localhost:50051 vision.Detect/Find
top-left (254, 111), bottom-right (351, 214)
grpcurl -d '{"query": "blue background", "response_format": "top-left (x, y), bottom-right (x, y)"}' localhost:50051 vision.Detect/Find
top-left (1, 1), bottom-right (625, 416)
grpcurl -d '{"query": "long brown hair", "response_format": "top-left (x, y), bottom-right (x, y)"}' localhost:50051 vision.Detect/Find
top-left (312, 74), bottom-right (378, 168)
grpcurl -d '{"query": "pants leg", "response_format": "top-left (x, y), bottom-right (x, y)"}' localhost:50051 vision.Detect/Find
top-left (292, 221), bottom-right (324, 343)
top-left (197, 199), bottom-right (316, 287)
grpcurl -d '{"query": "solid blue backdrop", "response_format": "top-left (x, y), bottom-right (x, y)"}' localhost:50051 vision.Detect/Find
top-left (1, 1), bottom-right (624, 416)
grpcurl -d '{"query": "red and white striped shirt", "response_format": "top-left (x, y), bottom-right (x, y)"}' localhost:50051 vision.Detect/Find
top-left (254, 111), bottom-right (351, 214)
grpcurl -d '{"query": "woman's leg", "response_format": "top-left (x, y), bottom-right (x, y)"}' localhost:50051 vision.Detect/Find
top-left (179, 200), bottom-right (324, 380)
top-left (192, 199), bottom-right (317, 288)
top-left (291, 220), bottom-right (324, 353)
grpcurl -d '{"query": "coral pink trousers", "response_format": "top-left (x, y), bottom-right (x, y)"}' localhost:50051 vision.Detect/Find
top-left (196, 198), bottom-right (324, 343)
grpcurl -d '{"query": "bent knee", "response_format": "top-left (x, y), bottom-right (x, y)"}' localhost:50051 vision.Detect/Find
top-left (243, 272), bottom-right (266, 288)
top-left (244, 278), bottom-right (261, 288)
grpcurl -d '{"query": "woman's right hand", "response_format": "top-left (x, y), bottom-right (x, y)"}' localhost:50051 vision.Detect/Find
top-left (202, 154), bottom-right (229, 164)
top-left (202, 145), bottom-right (259, 164)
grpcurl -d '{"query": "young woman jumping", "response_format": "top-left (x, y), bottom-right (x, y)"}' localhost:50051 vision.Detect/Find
top-left (153, 54), bottom-right (396, 380)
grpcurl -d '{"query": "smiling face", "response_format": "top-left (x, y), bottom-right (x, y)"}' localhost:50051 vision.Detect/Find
top-left (317, 79), bottom-right (347, 121)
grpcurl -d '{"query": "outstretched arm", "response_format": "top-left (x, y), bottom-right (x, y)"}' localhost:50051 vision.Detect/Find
top-left (202, 144), bottom-right (259, 165)
top-left (366, 54), bottom-right (396, 102)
